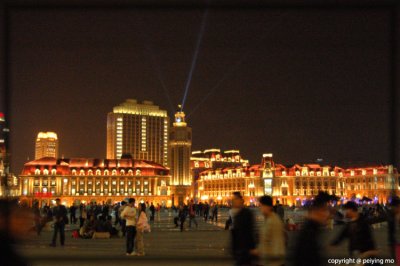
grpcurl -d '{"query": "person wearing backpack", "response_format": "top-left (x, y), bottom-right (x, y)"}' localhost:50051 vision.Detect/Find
top-left (135, 203), bottom-right (151, 256)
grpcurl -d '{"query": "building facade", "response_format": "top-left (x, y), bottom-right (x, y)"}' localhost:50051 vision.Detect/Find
top-left (35, 132), bottom-right (59, 159)
top-left (0, 112), bottom-right (15, 197)
top-left (198, 154), bottom-right (399, 205)
top-left (106, 99), bottom-right (169, 166)
top-left (19, 157), bottom-right (173, 207)
top-left (169, 107), bottom-right (192, 205)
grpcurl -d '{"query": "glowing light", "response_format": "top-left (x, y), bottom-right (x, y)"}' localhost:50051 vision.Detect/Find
top-left (181, 10), bottom-right (209, 109)
top-left (37, 132), bottom-right (58, 140)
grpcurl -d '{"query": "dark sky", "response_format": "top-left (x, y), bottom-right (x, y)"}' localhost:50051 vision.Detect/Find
top-left (8, 8), bottom-right (394, 172)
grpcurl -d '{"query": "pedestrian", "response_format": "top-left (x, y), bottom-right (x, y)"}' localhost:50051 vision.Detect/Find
top-left (120, 198), bottom-right (137, 256)
top-left (49, 198), bottom-right (68, 247)
top-left (149, 202), bottom-right (155, 222)
top-left (178, 205), bottom-right (187, 232)
top-left (292, 192), bottom-right (331, 266)
top-left (204, 202), bottom-right (210, 221)
top-left (119, 201), bottom-right (127, 237)
top-left (70, 204), bottom-right (77, 224)
top-left (256, 195), bottom-right (286, 266)
top-left (79, 204), bottom-right (87, 228)
top-left (274, 200), bottom-right (285, 221)
top-left (388, 196), bottom-right (400, 262)
top-left (135, 203), bottom-right (151, 256)
top-left (212, 203), bottom-right (218, 222)
top-left (188, 200), bottom-right (198, 229)
top-left (230, 192), bottom-right (257, 266)
top-left (32, 201), bottom-right (42, 236)
top-left (331, 201), bottom-right (377, 259)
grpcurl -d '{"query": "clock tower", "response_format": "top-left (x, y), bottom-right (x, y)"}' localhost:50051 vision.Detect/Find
top-left (169, 105), bottom-right (192, 206)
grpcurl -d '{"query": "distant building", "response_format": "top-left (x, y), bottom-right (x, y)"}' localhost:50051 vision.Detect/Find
top-left (169, 106), bottom-right (192, 205)
top-left (19, 157), bottom-right (172, 207)
top-left (0, 112), bottom-right (13, 197)
top-left (191, 148), bottom-right (250, 201)
top-left (198, 154), bottom-right (399, 205)
top-left (35, 132), bottom-right (58, 159)
top-left (0, 112), bottom-right (9, 160)
top-left (106, 99), bottom-right (169, 166)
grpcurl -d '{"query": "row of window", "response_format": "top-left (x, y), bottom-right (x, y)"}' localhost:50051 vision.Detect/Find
top-left (34, 169), bottom-right (145, 176)
top-left (32, 179), bottom-right (168, 187)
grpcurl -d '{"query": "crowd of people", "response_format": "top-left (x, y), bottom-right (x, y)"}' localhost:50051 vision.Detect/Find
top-left (228, 192), bottom-right (400, 266)
top-left (173, 200), bottom-right (219, 231)
top-left (20, 192), bottom-right (400, 265)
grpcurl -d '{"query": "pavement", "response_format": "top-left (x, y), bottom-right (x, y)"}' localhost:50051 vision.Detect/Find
top-left (15, 209), bottom-right (396, 266)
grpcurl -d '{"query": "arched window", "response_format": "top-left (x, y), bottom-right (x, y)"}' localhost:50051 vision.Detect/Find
top-left (112, 169), bottom-right (117, 176)
top-left (51, 169), bottom-right (56, 175)
top-left (72, 169), bottom-right (77, 175)
top-left (79, 169), bottom-right (85, 176)
top-left (96, 169), bottom-right (101, 176)
top-left (35, 169), bottom-right (40, 175)
top-left (104, 169), bottom-right (109, 175)
top-left (43, 169), bottom-right (49, 175)
top-left (136, 169), bottom-right (141, 176)
top-left (88, 170), bottom-right (93, 176)
top-left (120, 169), bottom-right (125, 175)
top-left (128, 169), bottom-right (133, 176)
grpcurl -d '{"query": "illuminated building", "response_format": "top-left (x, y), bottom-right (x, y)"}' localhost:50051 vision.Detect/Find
top-left (198, 154), bottom-right (399, 205)
top-left (169, 106), bottom-right (192, 205)
top-left (35, 132), bottom-right (59, 159)
top-left (0, 112), bottom-right (12, 197)
top-left (0, 112), bottom-right (9, 160)
top-left (19, 157), bottom-right (173, 207)
top-left (191, 148), bottom-right (250, 201)
top-left (106, 99), bottom-right (169, 166)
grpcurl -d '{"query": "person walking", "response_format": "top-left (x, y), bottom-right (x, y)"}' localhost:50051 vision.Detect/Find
top-left (135, 203), bottom-right (151, 256)
top-left (212, 203), bottom-right (219, 222)
top-left (50, 198), bottom-right (68, 247)
top-left (177, 205), bottom-right (187, 232)
top-left (292, 192), bottom-right (331, 266)
top-left (388, 197), bottom-right (400, 262)
top-left (32, 201), bottom-right (42, 236)
top-left (256, 196), bottom-right (286, 266)
top-left (79, 204), bottom-right (87, 228)
top-left (188, 200), bottom-right (198, 229)
top-left (119, 201), bottom-right (127, 237)
top-left (121, 198), bottom-right (137, 256)
top-left (230, 192), bottom-right (257, 266)
top-left (274, 200), bottom-right (285, 221)
top-left (204, 202), bottom-right (210, 222)
top-left (149, 203), bottom-right (155, 222)
top-left (70, 204), bottom-right (77, 224)
top-left (331, 201), bottom-right (377, 259)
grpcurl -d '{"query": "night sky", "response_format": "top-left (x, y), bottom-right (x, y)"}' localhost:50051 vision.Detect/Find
top-left (7, 8), bottom-right (394, 172)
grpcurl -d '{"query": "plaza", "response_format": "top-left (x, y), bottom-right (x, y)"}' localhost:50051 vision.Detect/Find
top-left (16, 209), bottom-right (395, 266)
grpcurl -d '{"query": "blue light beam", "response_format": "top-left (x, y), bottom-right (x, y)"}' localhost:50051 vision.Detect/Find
top-left (187, 11), bottom-right (289, 118)
top-left (181, 10), bottom-right (209, 110)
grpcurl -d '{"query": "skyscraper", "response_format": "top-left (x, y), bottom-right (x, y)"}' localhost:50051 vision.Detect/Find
top-left (35, 132), bottom-right (59, 159)
top-left (0, 112), bottom-right (9, 161)
top-left (106, 99), bottom-right (169, 166)
top-left (169, 106), bottom-right (192, 205)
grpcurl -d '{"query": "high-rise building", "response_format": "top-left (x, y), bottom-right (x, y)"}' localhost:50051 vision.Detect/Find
top-left (106, 99), bottom-right (169, 166)
top-left (0, 112), bottom-right (10, 196)
top-left (0, 112), bottom-right (9, 161)
top-left (169, 106), bottom-right (192, 205)
top-left (35, 132), bottom-right (59, 159)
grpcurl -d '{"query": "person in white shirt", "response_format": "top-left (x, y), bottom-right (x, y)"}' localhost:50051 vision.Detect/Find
top-left (120, 198), bottom-right (137, 256)
top-left (135, 203), bottom-right (151, 256)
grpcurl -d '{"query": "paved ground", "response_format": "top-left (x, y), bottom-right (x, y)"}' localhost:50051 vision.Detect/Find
top-left (15, 209), bottom-right (396, 266)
